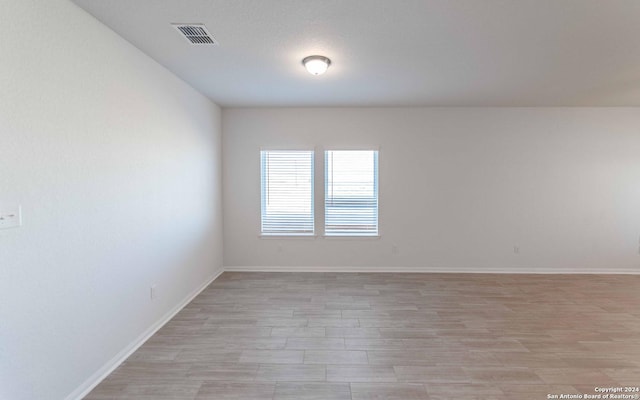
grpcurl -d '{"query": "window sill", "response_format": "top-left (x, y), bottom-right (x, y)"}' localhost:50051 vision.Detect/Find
top-left (258, 234), bottom-right (381, 240)
top-left (322, 235), bottom-right (381, 240)
top-left (259, 234), bottom-right (317, 239)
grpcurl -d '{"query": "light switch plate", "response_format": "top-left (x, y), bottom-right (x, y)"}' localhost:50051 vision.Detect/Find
top-left (0, 205), bottom-right (22, 229)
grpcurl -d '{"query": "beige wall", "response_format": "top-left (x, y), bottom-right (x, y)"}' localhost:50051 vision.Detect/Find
top-left (0, 1), bottom-right (223, 399)
top-left (223, 107), bottom-right (640, 273)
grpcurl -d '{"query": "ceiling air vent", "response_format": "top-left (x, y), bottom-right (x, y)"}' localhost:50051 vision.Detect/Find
top-left (172, 24), bottom-right (218, 45)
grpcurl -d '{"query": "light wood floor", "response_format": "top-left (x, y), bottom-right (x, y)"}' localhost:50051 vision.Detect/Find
top-left (85, 272), bottom-right (640, 399)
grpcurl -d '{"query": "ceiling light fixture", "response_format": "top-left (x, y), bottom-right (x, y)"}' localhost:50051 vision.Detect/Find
top-left (302, 55), bottom-right (331, 75)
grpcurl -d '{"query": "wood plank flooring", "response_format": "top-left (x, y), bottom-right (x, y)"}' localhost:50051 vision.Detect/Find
top-left (84, 272), bottom-right (640, 399)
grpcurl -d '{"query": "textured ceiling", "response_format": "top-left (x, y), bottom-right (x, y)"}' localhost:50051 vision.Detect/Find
top-left (71, 0), bottom-right (640, 107)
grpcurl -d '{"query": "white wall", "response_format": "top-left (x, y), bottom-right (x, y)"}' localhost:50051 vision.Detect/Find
top-left (0, 1), bottom-right (222, 399)
top-left (223, 107), bottom-right (640, 273)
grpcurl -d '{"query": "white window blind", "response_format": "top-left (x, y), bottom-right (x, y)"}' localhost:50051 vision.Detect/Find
top-left (325, 150), bottom-right (379, 236)
top-left (261, 150), bottom-right (314, 235)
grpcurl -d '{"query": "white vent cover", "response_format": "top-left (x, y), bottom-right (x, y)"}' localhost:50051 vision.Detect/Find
top-left (172, 24), bottom-right (218, 45)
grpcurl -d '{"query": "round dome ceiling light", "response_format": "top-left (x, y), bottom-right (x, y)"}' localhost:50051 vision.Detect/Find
top-left (302, 55), bottom-right (331, 75)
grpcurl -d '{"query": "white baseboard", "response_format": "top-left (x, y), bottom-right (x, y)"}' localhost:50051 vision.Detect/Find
top-left (65, 268), bottom-right (224, 400)
top-left (224, 265), bottom-right (640, 274)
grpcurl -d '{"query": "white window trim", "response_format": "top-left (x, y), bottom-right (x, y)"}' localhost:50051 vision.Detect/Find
top-left (258, 146), bottom-right (381, 239)
top-left (324, 149), bottom-right (379, 237)
top-left (260, 149), bottom-right (315, 237)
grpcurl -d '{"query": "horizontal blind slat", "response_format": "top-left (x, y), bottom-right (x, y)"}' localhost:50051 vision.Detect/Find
top-left (325, 150), bottom-right (379, 236)
top-left (261, 150), bottom-right (314, 235)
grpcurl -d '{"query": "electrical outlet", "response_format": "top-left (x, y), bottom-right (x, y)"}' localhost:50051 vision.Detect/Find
top-left (514, 246), bottom-right (520, 254)
top-left (391, 244), bottom-right (399, 255)
top-left (150, 284), bottom-right (157, 300)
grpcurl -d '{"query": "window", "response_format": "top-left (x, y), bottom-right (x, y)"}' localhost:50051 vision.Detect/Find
top-left (325, 150), bottom-right (379, 236)
top-left (260, 150), bottom-right (314, 235)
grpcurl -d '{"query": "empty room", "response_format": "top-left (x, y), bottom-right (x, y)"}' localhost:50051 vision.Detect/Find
top-left (2, 0), bottom-right (640, 399)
